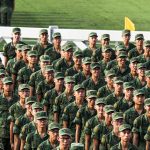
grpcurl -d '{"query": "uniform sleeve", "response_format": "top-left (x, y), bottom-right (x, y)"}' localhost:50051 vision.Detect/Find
top-left (53, 96), bottom-right (60, 113)
top-left (92, 124), bottom-right (101, 140)
top-left (25, 133), bottom-right (32, 150)
top-left (74, 109), bottom-right (82, 125)
top-left (132, 117), bottom-right (141, 133)
top-left (62, 106), bottom-right (69, 122)
top-left (3, 43), bottom-right (8, 57)
top-left (36, 82), bottom-right (43, 95)
top-left (20, 125), bottom-right (27, 140)
top-left (100, 134), bottom-right (108, 150)
top-left (13, 117), bottom-right (21, 134)
top-left (17, 68), bottom-right (24, 83)
top-left (8, 105), bottom-right (15, 122)
top-left (29, 73), bottom-right (36, 87)
top-left (144, 126), bottom-right (150, 141)
top-left (84, 120), bottom-right (92, 135)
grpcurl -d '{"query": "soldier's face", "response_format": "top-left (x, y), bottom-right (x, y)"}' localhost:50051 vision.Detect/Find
top-left (124, 88), bottom-right (134, 99)
top-left (117, 57), bottom-right (126, 67)
top-left (54, 78), bottom-right (64, 86)
top-left (101, 38), bottom-right (109, 46)
top-left (102, 51), bottom-right (111, 59)
top-left (146, 77), bottom-right (150, 85)
top-left (134, 94), bottom-right (145, 105)
top-left (88, 36), bottom-right (97, 45)
top-left (112, 119), bottom-right (123, 129)
top-left (137, 68), bottom-right (145, 77)
top-left (58, 135), bottom-right (71, 149)
top-left (19, 89), bottom-right (30, 99)
top-left (16, 50), bottom-right (22, 59)
top-left (37, 119), bottom-right (48, 128)
top-left (122, 35), bottom-right (130, 42)
top-left (114, 83), bottom-right (123, 93)
top-left (53, 37), bottom-right (61, 46)
top-left (26, 103), bottom-right (33, 112)
top-left (48, 129), bottom-right (59, 141)
top-left (129, 62), bottom-right (138, 72)
top-left (64, 50), bottom-right (73, 60)
top-left (22, 50), bottom-right (29, 59)
top-left (12, 32), bottom-right (21, 42)
top-left (27, 56), bottom-right (38, 64)
top-left (40, 61), bottom-right (50, 69)
top-left (82, 63), bottom-right (91, 72)
top-left (119, 130), bottom-right (131, 142)
top-left (40, 33), bottom-right (48, 42)
top-left (95, 104), bottom-right (105, 115)
top-left (105, 76), bottom-right (114, 85)
top-left (145, 105), bottom-right (150, 114)
top-left (91, 68), bottom-right (100, 77)
top-left (73, 57), bottom-right (82, 65)
top-left (3, 83), bottom-right (13, 92)
top-left (104, 112), bottom-right (113, 123)
top-left (136, 39), bottom-right (144, 46)
top-left (65, 82), bottom-right (74, 91)
top-left (87, 98), bottom-right (96, 108)
top-left (44, 71), bottom-right (54, 81)
top-left (144, 46), bottom-right (150, 57)
top-left (74, 89), bottom-right (85, 101)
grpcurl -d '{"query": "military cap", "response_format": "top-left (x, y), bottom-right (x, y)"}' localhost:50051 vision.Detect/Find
top-left (22, 45), bottom-right (31, 51)
top-left (0, 69), bottom-right (5, 76)
top-left (123, 82), bottom-right (134, 89)
top-left (112, 112), bottom-right (123, 121)
top-left (82, 57), bottom-right (91, 64)
top-left (119, 124), bottom-right (131, 132)
top-left (52, 32), bottom-right (61, 38)
top-left (48, 122), bottom-right (60, 131)
top-left (137, 63), bottom-right (146, 69)
top-left (113, 77), bottom-right (123, 84)
top-left (101, 34), bottom-right (110, 40)
top-left (12, 27), bottom-right (21, 33)
top-left (89, 32), bottom-right (98, 37)
top-left (73, 50), bottom-right (83, 57)
top-left (3, 77), bottom-right (13, 84)
top-left (35, 111), bottom-right (48, 120)
top-left (74, 84), bottom-right (85, 91)
top-left (104, 105), bottom-right (115, 113)
top-left (102, 45), bottom-right (112, 52)
top-left (146, 70), bottom-right (150, 77)
top-left (86, 90), bottom-right (97, 99)
top-left (65, 76), bottom-right (75, 83)
top-left (40, 55), bottom-right (50, 62)
top-left (144, 40), bottom-right (150, 47)
top-left (144, 98), bottom-right (150, 106)
top-left (117, 52), bottom-right (127, 58)
top-left (70, 143), bottom-right (84, 150)
top-left (0, 143), bottom-right (4, 150)
top-left (122, 29), bottom-right (130, 36)
top-left (130, 57), bottom-right (139, 63)
top-left (27, 50), bottom-right (38, 57)
top-left (59, 128), bottom-right (71, 137)
top-left (25, 96), bottom-right (36, 105)
top-left (15, 44), bottom-right (23, 51)
top-left (135, 34), bottom-right (144, 40)
top-left (54, 72), bottom-right (64, 79)
top-left (18, 84), bottom-right (30, 91)
top-left (134, 89), bottom-right (145, 96)
top-left (90, 62), bottom-right (100, 70)
top-left (95, 98), bottom-right (106, 105)
top-left (39, 29), bottom-right (48, 35)
top-left (44, 65), bottom-right (54, 72)
top-left (64, 43), bottom-right (73, 51)
top-left (104, 70), bottom-right (116, 77)
top-left (115, 45), bottom-right (126, 51)
top-left (32, 102), bottom-right (43, 110)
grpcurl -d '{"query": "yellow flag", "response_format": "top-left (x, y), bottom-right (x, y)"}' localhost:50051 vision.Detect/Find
top-left (124, 17), bottom-right (135, 31)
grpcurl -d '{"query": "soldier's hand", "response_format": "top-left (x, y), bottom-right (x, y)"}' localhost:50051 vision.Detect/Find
top-left (11, 143), bottom-right (14, 150)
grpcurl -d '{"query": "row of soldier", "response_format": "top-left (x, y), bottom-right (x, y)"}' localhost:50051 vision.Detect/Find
top-left (0, 27), bottom-right (150, 150)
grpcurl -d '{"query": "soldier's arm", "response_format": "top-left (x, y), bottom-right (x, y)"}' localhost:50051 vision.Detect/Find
top-left (14, 134), bottom-right (20, 150)
top-left (93, 139), bottom-right (100, 150)
top-left (133, 133), bottom-right (139, 147)
top-left (4, 56), bottom-right (8, 68)
top-left (75, 124), bottom-right (81, 143)
top-left (25, 133), bottom-right (32, 150)
top-left (146, 141), bottom-right (150, 150)
top-left (53, 96), bottom-right (60, 123)
top-left (36, 82), bottom-right (43, 102)
top-left (10, 121), bottom-right (14, 150)
top-left (62, 106), bottom-right (69, 128)
top-left (29, 73), bottom-right (36, 96)
top-left (20, 139), bottom-right (26, 150)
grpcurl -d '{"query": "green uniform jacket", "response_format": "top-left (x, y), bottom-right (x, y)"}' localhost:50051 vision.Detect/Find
top-left (6, 58), bottom-right (16, 76)
top-left (65, 66), bottom-right (82, 76)
top-left (128, 47), bottom-right (144, 59)
top-left (142, 85), bottom-right (150, 98)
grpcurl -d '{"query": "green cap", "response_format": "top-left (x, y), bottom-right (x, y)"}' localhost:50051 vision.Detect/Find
top-left (22, 45), bottom-right (31, 51)
top-left (54, 72), bottom-right (64, 79)
top-left (113, 77), bottom-right (123, 84)
top-left (44, 65), bottom-right (54, 72)
top-left (39, 29), bottom-right (48, 35)
top-left (101, 34), bottom-right (110, 40)
top-left (89, 32), bottom-right (98, 37)
top-left (59, 128), bottom-right (71, 137)
top-left (102, 45), bottom-right (112, 52)
top-left (90, 62), bottom-right (100, 70)
top-left (137, 63), bottom-right (146, 69)
top-left (112, 112), bottom-right (123, 121)
top-left (115, 45), bottom-right (126, 51)
top-left (27, 50), bottom-right (38, 57)
top-left (130, 57), bottom-right (139, 63)
top-left (40, 55), bottom-right (50, 62)
top-left (146, 70), bottom-right (150, 77)
top-left (73, 50), bottom-right (83, 57)
top-left (0, 69), bottom-right (5, 76)
top-left (12, 27), bottom-right (21, 33)
top-left (32, 102), bottom-right (43, 110)
top-left (135, 34), bottom-right (144, 40)
top-left (104, 70), bottom-right (116, 77)
top-left (104, 105), bottom-right (115, 113)
top-left (123, 82), bottom-right (134, 89)
top-left (15, 44), bottom-right (23, 51)
top-left (144, 40), bottom-right (150, 47)
top-left (65, 76), bottom-right (75, 83)
top-left (0, 143), bottom-right (4, 150)
top-left (25, 96), bottom-right (36, 105)
top-left (70, 143), bottom-right (84, 150)
top-left (119, 124), bottom-right (131, 132)
top-left (144, 98), bottom-right (150, 106)
top-left (86, 90), bottom-right (97, 99)
top-left (3, 77), bottom-right (13, 84)
top-left (95, 98), bottom-right (106, 105)
top-left (122, 29), bottom-right (130, 36)
top-left (35, 111), bottom-right (48, 120)
top-left (64, 43), bottom-right (73, 51)
top-left (117, 52), bottom-right (127, 58)
top-left (18, 84), bottom-right (30, 91)
top-left (52, 32), bottom-right (61, 38)
top-left (74, 84), bottom-right (85, 91)
top-left (48, 122), bottom-right (60, 131)
top-left (134, 89), bottom-right (145, 96)
top-left (82, 57), bottom-right (91, 64)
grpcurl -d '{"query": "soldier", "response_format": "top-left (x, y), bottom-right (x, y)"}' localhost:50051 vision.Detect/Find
top-left (65, 50), bottom-right (83, 76)
top-left (82, 62), bottom-right (106, 91)
top-left (0, 77), bottom-right (18, 150)
top-left (9, 84), bottom-right (30, 149)
top-left (124, 89), bottom-right (145, 128)
top-left (32, 29), bottom-right (53, 59)
top-left (75, 90), bottom-right (97, 143)
top-left (45, 32), bottom-right (61, 62)
top-left (105, 77), bottom-right (124, 105)
top-left (92, 105), bottom-right (115, 150)
top-left (74, 57), bottom-right (91, 85)
top-left (53, 76), bottom-right (75, 125)
top-left (128, 34), bottom-right (144, 59)
top-left (97, 70), bottom-right (115, 98)
top-left (13, 96), bottom-right (36, 150)
top-left (114, 82), bottom-right (134, 112)
top-left (110, 124), bottom-right (138, 150)
top-left (37, 122), bottom-right (59, 150)
top-left (3, 27), bottom-right (26, 67)
top-left (43, 72), bottom-right (64, 123)
top-left (25, 111), bottom-right (49, 150)
top-left (29, 55), bottom-right (51, 96)
top-left (62, 84), bottom-right (86, 141)
top-left (144, 125), bottom-right (150, 150)
top-left (36, 65), bottom-right (55, 102)
top-left (132, 98), bottom-right (150, 149)
top-left (70, 143), bottom-right (84, 150)
top-left (17, 50), bottom-right (40, 84)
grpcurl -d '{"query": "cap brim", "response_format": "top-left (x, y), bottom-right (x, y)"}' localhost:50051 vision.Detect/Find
top-left (87, 95), bottom-right (97, 99)
top-left (37, 117), bottom-right (48, 120)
